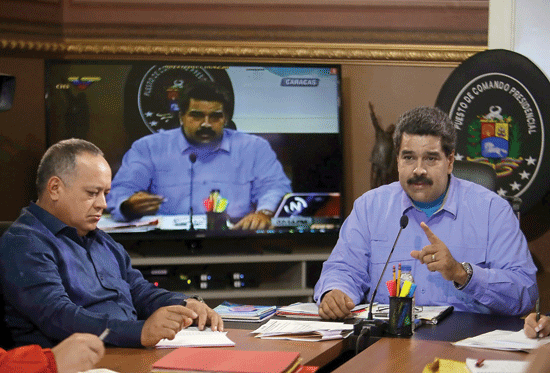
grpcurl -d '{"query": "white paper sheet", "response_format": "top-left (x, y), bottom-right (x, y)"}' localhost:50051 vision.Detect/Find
top-left (155, 326), bottom-right (235, 348)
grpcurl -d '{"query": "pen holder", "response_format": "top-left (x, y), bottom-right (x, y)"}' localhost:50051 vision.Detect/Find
top-left (207, 212), bottom-right (228, 231)
top-left (387, 296), bottom-right (413, 337)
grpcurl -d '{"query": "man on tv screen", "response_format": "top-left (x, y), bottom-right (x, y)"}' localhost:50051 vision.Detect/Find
top-left (107, 80), bottom-right (291, 231)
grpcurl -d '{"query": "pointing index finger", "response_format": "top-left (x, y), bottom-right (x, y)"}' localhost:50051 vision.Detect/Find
top-left (420, 222), bottom-right (441, 244)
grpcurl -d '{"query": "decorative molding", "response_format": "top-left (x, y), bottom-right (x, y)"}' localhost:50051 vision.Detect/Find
top-left (72, 0), bottom-right (488, 6)
top-left (0, 36), bottom-right (485, 65)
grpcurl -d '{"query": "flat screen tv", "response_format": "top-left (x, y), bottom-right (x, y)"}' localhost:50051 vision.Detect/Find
top-left (45, 60), bottom-right (343, 249)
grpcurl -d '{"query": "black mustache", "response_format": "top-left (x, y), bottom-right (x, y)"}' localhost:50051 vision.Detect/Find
top-left (407, 176), bottom-right (433, 185)
top-left (196, 128), bottom-right (216, 136)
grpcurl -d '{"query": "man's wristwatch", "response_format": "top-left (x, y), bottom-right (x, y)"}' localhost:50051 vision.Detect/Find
top-left (454, 262), bottom-right (473, 290)
top-left (188, 295), bottom-right (204, 303)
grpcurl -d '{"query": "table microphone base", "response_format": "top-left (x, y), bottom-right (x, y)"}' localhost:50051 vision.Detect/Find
top-left (352, 318), bottom-right (388, 354)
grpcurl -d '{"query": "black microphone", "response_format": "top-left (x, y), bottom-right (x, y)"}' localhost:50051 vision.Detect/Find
top-left (367, 214), bottom-right (409, 320)
top-left (188, 153), bottom-right (197, 231)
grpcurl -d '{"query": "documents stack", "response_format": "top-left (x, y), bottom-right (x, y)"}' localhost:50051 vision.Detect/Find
top-left (213, 301), bottom-right (276, 322)
top-left (252, 319), bottom-right (354, 342)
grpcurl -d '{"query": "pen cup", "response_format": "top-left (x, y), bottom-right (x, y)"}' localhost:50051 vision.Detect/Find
top-left (388, 296), bottom-right (413, 337)
top-left (207, 212), bottom-right (228, 231)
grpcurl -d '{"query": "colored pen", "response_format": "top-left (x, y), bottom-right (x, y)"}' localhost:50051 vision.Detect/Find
top-left (475, 359), bottom-right (485, 367)
top-left (392, 265), bottom-right (396, 283)
top-left (98, 328), bottom-right (110, 341)
top-left (399, 280), bottom-right (412, 297)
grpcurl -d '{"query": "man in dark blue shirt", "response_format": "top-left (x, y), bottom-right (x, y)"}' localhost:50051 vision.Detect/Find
top-left (0, 139), bottom-right (223, 348)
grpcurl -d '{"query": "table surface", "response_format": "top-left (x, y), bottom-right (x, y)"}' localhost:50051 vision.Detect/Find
top-left (96, 328), bottom-right (348, 373)
top-left (95, 311), bottom-right (528, 373)
top-left (331, 337), bottom-right (530, 373)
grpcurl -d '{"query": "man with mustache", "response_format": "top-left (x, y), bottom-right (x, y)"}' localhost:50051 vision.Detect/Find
top-left (107, 80), bottom-right (291, 230)
top-left (314, 106), bottom-right (537, 318)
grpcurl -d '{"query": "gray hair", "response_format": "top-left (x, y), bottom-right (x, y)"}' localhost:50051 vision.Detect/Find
top-left (392, 106), bottom-right (457, 157)
top-left (36, 138), bottom-right (104, 196)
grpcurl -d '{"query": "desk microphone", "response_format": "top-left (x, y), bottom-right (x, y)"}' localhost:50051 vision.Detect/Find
top-left (367, 214), bottom-right (409, 320)
top-left (189, 153), bottom-right (197, 231)
top-left (354, 214), bottom-right (408, 354)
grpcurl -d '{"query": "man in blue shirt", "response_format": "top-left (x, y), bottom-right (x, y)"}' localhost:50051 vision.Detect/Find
top-left (107, 80), bottom-right (291, 230)
top-left (0, 139), bottom-right (223, 348)
top-left (314, 106), bottom-right (537, 318)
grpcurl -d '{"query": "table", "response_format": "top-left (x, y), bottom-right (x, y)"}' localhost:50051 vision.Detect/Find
top-left (331, 338), bottom-right (530, 373)
top-left (95, 328), bottom-right (349, 373)
top-left (95, 312), bottom-right (527, 373)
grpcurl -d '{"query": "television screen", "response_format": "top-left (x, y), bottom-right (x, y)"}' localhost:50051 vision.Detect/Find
top-left (45, 60), bottom-right (342, 242)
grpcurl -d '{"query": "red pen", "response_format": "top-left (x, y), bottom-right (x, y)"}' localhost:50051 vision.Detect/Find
top-left (475, 359), bottom-right (485, 367)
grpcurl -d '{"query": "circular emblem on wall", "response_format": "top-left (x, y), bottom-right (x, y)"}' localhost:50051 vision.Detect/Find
top-left (136, 65), bottom-right (235, 133)
top-left (436, 49), bottom-right (550, 213)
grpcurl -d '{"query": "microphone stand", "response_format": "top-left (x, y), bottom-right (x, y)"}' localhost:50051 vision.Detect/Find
top-left (354, 215), bottom-right (409, 354)
top-left (188, 153), bottom-right (196, 232)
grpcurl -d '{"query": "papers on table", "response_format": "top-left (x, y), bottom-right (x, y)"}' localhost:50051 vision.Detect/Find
top-left (213, 301), bottom-right (277, 322)
top-left (454, 329), bottom-right (550, 351)
top-left (155, 326), bottom-right (235, 348)
top-left (252, 319), bottom-right (353, 342)
top-left (465, 358), bottom-right (528, 373)
top-left (97, 214), bottom-right (208, 233)
top-left (276, 302), bottom-right (369, 319)
top-left (354, 304), bottom-right (453, 324)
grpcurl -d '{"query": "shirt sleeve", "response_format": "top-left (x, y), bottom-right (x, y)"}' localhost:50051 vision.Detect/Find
top-left (115, 241), bottom-right (188, 318)
top-left (0, 345), bottom-right (57, 373)
top-left (107, 140), bottom-right (155, 221)
top-left (249, 138), bottom-right (292, 212)
top-left (314, 197), bottom-right (372, 305)
top-left (460, 196), bottom-right (538, 316)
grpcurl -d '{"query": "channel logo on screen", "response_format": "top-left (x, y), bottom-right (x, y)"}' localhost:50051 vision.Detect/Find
top-left (280, 78), bottom-right (319, 87)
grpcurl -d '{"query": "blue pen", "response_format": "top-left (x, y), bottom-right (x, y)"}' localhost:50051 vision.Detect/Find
top-left (408, 283), bottom-right (417, 297)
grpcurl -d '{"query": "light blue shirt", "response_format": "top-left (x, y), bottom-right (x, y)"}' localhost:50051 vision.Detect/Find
top-left (314, 175), bottom-right (538, 316)
top-left (107, 128), bottom-right (291, 221)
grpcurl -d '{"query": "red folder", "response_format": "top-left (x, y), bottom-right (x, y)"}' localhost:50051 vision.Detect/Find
top-left (152, 348), bottom-right (301, 373)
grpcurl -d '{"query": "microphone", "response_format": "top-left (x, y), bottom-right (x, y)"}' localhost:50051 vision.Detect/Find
top-left (188, 153), bottom-right (197, 231)
top-left (354, 214), bottom-right (409, 354)
top-left (367, 214), bottom-right (409, 320)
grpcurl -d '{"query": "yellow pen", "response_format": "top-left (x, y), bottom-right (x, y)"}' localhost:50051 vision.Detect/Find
top-left (399, 280), bottom-right (412, 297)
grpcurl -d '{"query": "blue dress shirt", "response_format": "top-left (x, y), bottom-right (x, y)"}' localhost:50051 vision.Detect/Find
top-left (107, 128), bottom-right (292, 221)
top-left (314, 176), bottom-right (538, 316)
top-left (0, 203), bottom-right (187, 348)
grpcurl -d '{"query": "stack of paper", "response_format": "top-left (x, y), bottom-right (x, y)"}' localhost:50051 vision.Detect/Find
top-left (213, 301), bottom-right (277, 322)
top-left (151, 348), bottom-right (303, 373)
top-left (454, 329), bottom-right (550, 351)
top-left (276, 302), bottom-right (369, 319)
top-left (155, 327), bottom-right (235, 348)
top-left (252, 319), bottom-right (354, 342)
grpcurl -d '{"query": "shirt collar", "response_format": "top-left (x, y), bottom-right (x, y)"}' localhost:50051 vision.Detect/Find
top-left (399, 174), bottom-right (458, 219)
top-left (28, 201), bottom-right (97, 244)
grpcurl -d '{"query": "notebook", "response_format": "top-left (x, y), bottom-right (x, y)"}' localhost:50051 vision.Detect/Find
top-left (151, 348), bottom-right (300, 373)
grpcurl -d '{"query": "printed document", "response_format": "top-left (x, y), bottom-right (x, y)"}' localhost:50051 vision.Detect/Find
top-left (155, 326), bottom-right (235, 348)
